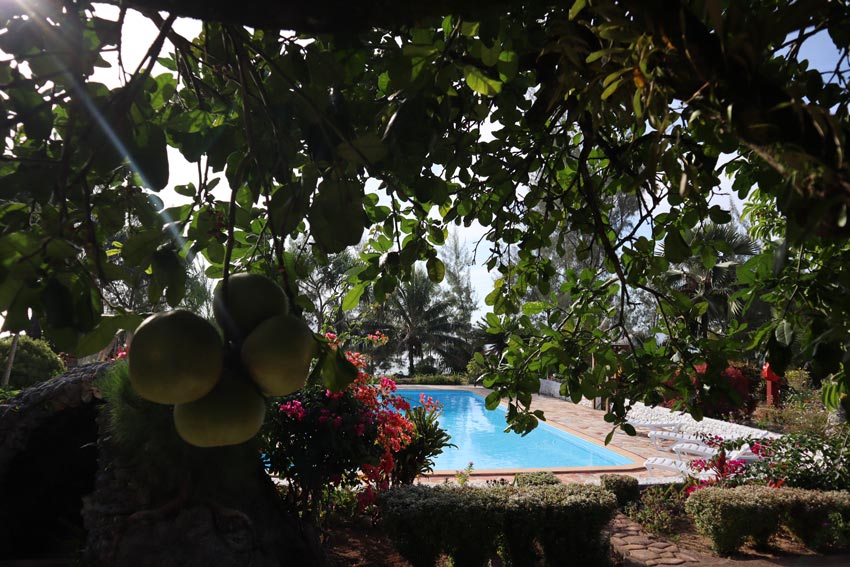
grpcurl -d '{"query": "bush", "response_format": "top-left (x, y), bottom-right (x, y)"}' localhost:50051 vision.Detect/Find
top-left (0, 388), bottom-right (21, 404)
top-left (778, 488), bottom-right (850, 550)
top-left (380, 484), bottom-right (616, 567)
top-left (514, 471), bottom-right (561, 487)
top-left (262, 386), bottom-right (385, 517)
top-left (395, 374), bottom-right (468, 385)
top-left (685, 485), bottom-right (783, 554)
top-left (662, 362), bottom-right (760, 419)
top-left (626, 484), bottom-right (686, 536)
top-left (0, 335), bottom-right (64, 389)
top-left (737, 432), bottom-right (850, 491)
top-left (686, 485), bottom-right (850, 554)
top-left (600, 474), bottom-right (640, 508)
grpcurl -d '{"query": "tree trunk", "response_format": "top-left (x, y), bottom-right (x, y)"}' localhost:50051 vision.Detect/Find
top-left (1, 333), bottom-right (20, 388)
top-left (0, 363), bottom-right (332, 566)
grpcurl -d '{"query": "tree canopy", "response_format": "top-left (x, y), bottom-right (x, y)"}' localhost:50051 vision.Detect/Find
top-left (2, 0), bottom-right (850, 433)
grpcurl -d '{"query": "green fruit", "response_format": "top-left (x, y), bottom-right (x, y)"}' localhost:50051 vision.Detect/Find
top-left (241, 314), bottom-right (317, 396)
top-left (213, 273), bottom-right (289, 340)
top-left (129, 310), bottom-right (223, 405)
top-left (173, 370), bottom-right (267, 447)
top-left (308, 179), bottom-right (367, 253)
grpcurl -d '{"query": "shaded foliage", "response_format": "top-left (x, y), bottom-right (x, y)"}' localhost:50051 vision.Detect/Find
top-left (1, 0), bottom-right (850, 433)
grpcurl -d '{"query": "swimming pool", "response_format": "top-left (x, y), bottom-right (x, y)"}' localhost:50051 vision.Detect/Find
top-left (399, 389), bottom-right (634, 471)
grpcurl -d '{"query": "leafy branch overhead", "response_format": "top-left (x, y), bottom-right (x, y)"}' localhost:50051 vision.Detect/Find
top-left (2, 0), bottom-right (850, 431)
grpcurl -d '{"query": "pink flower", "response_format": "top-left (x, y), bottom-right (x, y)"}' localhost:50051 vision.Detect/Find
top-left (279, 400), bottom-right (306, 421)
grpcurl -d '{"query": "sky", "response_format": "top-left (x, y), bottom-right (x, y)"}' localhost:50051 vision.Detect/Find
top-left (1, 5), bottom-right (846, 334)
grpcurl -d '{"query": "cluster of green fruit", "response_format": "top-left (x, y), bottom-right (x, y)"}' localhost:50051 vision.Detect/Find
top-left (128, 273), bottom-right (317, 447)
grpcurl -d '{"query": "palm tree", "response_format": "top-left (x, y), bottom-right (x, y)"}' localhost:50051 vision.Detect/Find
top-left (662, 223), bottom-right (759, 338)
top-left (369, 269), bottom-right (470, 375)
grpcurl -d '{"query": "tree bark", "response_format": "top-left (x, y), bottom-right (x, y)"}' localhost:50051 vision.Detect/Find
top-left (1, 333), bottom-right (19, 387)
top-left (0, 363), bottom-right (332, 566)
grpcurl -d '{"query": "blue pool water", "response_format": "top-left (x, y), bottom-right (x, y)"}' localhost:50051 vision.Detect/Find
top-left (399, 390), bottom-right (633, 471)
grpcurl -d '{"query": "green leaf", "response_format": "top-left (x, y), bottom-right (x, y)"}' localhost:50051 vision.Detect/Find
top-left (708, 206), bottom-right (733, 224)
top-left (121, 229), bottom-right (162, 265)
top-left (131, 123), bottom-right (169, 191)
top-left (700, 246), bottom-right (717, 269)
top-left (426, 257), bottom-right (445, 283)
top-left (586, 48), bottom-right (622, 63)
top-left (464, 65), bottom-right (502, 96)
top-left (601, 78), bottom-right (624, 100)
top-left (338, 133), bottom-right (388, 165)
top-left (480, 42), bottom-right (500, 67)
top-left (775, 320), bottom-right (794, 347)
top-left (522, 301), bottom-right (546, 315)
top-left (497, 51), bottom-right (518, 82)
top-left (485, 391), bottom-right (502, 410)
top-left (321, 348), bottom-right (358, 392)
top-left (632, 88), bottom-right (643, 119)
top-left (342, 282), bottom-right (365, 311)
top-left (663, 230), bottom-right (691, 263)
top-left (569, 0), bottom-right (587, 20)
top-left (692, 301), bottom-right (709, 317)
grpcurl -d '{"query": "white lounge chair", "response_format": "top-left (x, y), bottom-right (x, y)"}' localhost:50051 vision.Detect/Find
top-left (643, 456), bottom-right (715, 479)
top-left (648, 430), bottom-right (707, 450)
top-left (671, 442), bottom-right (760, 463)
top-left (626, 419), bottom-right (683, 433)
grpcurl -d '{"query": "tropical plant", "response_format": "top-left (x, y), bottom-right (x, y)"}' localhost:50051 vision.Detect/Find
top-left (369, 269), bottom-right (470, 375)
top-left (659, 223), bottom-right (758, 338)
top-left (391, 395), bottom-right (455, 485)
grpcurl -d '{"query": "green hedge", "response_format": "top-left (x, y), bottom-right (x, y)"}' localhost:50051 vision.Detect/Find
top-left (394, 374), bottom-right (468, 385)
top-left (0, 335), bottom-right (64, 389)
top-left (600, 474), bottom-right (640, 508)
top-left (380, 484), bottom-right (617, 567)
top-left (685, 485), bottom-right (850, 554)
top-left (514, 471), bottom-right (561, 487)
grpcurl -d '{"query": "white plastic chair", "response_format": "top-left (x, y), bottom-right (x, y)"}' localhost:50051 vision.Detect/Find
top-left (626, 419), bottom-right (683, 433)
top-left (671, 442), bottom-right (760, 463)
top-left (643, 456), bottom-right (715, 480)
top-left (648, 430), bottom-right (706, 450)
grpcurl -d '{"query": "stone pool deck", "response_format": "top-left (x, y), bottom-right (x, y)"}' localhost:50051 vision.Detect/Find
top-left (400, 385), bottom-right (682, 484)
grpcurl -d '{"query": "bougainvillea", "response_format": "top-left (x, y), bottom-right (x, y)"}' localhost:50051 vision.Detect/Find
top-left (665, 362), bottom-right (761, 419)
top-left (262, 332), bottom-right (415, 517)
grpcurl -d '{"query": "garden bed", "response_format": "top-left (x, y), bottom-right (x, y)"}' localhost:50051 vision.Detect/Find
top-left (327, 513), bottom-right (843, 567)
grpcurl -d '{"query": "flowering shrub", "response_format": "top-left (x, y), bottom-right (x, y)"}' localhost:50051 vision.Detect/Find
top-left (664, 362), bottom-right (760, 418)
top-left (262, 385), bottom-right (383, 518)
top-left (391, 394), bottom-right (455, 485)
top-left (733, 432), bottom-right (850, 491)
top-left (262, 337), bottom-right (415, 518)
top-left (682, 435), bottom-right (753, 494)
